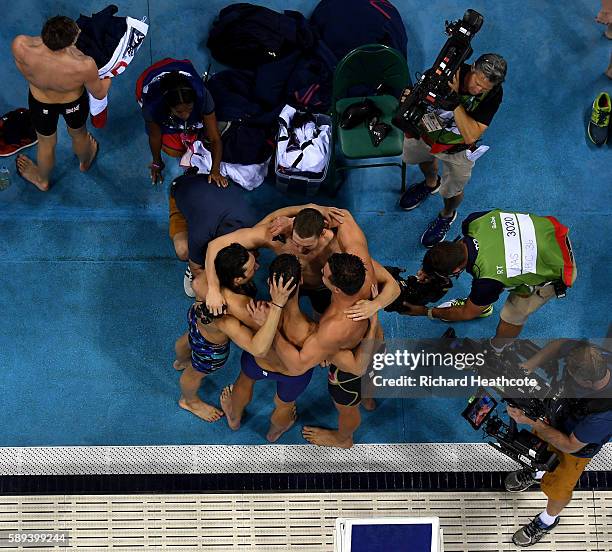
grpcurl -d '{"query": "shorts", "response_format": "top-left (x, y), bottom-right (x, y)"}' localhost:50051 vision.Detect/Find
top-left (28, 89), bottom-right (89, 136)
top-left (500, 255), bottom-right (578, 326)
top-left (187, 305), bottom-right (230, 374)
top-left (328, 365), bottom-right (362, 407)
top-left (402, 137), bottom-right (474, 199)
top-left (161, 132), bottom-right (197, 157)
top-left (299, 286), bottom-right (332, 315)
top-left (240, 351), bottom-right (314, 403)
top-left (534, 429), bottom-right (592, 501)
top-left (168, 194), bottom-right (188, 240)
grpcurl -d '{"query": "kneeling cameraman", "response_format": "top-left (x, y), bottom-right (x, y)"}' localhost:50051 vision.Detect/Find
top-left (504, 341), bottom-right (612, 547)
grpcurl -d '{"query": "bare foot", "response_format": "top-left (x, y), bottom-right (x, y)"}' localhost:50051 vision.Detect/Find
top-left (173, 360), bottom-right (190, 371)
top-left (302, 426), bottom-right (353, 448)
top-left (361, 398), bottom-right (377, 411)
top-left (79, 134), bottom-right (99, 172)
top-left (16, 155), bottom-right (49, 191)
top-left (178, 397), bottom-right (224, 422)
top-left (266, 405), bottom-right (297, 443)
top-left (220, 385), bottom-right (241, 430)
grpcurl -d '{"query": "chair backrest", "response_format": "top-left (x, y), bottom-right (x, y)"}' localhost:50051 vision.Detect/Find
top-left (332, 44), bottom-right (411, 105)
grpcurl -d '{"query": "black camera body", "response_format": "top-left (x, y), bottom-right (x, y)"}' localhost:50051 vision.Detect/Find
top-left (483, 414), bottom-right (560, 472)
top-left (383, 266), bottom-right (452, 314)
top-left (454, 333), bottom-right (564, 471)
top-left (463, 385), bottom-right (562, 472)
top-left (456, 333), bottom-right (612, 470)
top-left (392, 9), bottom-right (484, 137)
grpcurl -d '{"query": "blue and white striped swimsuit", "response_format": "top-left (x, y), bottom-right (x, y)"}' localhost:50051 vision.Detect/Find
top-left (187, 305), bottom-right (230, 374)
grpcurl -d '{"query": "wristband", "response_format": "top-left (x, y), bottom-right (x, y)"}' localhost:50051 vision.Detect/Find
top-left (151, 161), bottom-right (165, 169)
top-left (271, 302), bottom-right (284, 309)
top-left (427, 307), bottom-right (435, 320)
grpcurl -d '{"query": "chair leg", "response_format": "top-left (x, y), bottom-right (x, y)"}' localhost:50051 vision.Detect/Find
top-left (328, 150), bottom-right (338, 196)
top-left (331, 167), bottom-right (342, 198)
top-left (400, 161), bottom-right (407, 194)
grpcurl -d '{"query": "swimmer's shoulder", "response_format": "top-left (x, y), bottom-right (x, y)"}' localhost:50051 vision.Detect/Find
top-left (67, 47), bottom-right (98, 73)
top-left (12, 35), bottom-right (37, 57)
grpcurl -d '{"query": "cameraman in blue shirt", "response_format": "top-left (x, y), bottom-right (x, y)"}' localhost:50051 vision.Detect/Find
top-left (503, 341), bottom-right (612, 547)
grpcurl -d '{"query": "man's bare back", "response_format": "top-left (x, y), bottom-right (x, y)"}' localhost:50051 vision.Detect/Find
top-left (12, 36), bottom-right (97, 103)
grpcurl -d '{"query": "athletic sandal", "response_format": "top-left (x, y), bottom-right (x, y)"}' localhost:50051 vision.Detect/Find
top-left (0, 138), bottom-right (37, 157)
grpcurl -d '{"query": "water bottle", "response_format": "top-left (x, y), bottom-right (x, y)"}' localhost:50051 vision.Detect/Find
top-left (0, 167), bottom-right (10, 191)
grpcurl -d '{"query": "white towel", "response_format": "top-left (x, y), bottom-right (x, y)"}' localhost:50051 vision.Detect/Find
top-left (98, 17), bottom-right (149, 78)
top-left (88, 93), bottom-right (108, 116)
top-left (180, 140), bottom-right (270, 191)
top-left (87, 17), bottom-right (149, 122)
top-left (276, 105), bottom-right (330, 174)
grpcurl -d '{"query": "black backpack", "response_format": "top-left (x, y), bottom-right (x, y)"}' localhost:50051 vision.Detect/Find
top-left (0, 109), bottom-right (36, 145)
top-left (207, 3), bottom-right (315, 69)
top-left (310, 0), bottom-right (408, 61)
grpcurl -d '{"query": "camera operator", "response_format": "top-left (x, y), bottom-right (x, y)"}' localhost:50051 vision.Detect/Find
top-left (503, 341), bottom-right (612, 547)
top-left (399, 54), bottom-right (507, 247)
top-left (400, 210), bottom-right (577, 351)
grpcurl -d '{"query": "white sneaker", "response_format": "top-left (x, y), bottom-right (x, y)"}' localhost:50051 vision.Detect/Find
top-left (183, 265), bottom-right (195, 298)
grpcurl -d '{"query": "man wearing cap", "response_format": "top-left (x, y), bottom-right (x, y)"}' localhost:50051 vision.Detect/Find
top-left (399, 54), bottom-right (507, 248)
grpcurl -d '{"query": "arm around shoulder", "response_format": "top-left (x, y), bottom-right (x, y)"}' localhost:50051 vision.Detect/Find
top-left (275, 327), bottom-right (336, 375)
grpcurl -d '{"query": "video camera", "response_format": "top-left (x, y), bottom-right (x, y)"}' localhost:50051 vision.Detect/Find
top-left (392, 9), bottom-right (484, 137)
top-left (383, 266), bottom-right (452, 315)
top-left (462, 387), bottom-right (561, 472)
top-left (449, 331), bottom-right (564, 471)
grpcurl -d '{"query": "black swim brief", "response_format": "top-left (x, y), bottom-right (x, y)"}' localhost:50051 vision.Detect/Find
top-left (28, 89), bottom-right (89, 136)
top-left (328, 364), bottom-right (362, 407)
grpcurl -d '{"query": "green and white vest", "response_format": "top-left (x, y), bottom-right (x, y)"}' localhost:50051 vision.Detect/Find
top-left (466, 210), bottom-right (575, 295)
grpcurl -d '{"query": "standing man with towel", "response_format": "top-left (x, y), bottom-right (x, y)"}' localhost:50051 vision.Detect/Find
top-left (12, 15), bottom-right (111, 191)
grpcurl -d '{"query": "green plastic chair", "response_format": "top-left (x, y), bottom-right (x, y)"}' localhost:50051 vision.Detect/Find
top-left (330, 44), bottom-right (411, 194)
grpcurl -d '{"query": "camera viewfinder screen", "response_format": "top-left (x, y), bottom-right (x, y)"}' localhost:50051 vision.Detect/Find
top-left (462, 388), bottom-right (498, 430)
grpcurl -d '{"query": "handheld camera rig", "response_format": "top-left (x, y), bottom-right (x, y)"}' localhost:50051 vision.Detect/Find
top-left (392, 9), bottom-right (484, 137)
top-left (451, 331), bottom-right (564, 471)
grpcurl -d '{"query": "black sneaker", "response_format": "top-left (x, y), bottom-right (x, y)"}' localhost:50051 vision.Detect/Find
top-left (420, 210), bottom-right (457, 248)
top-left (504, 469), bottom-right (538, 492)
top-left (399, 177), bottom-right (441, 211)
top-left (512, 516), bottom-right (560, 547)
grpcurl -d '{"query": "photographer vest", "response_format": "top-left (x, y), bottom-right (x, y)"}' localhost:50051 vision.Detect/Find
top-left (421, 91), bottom-right (489, 153)
top-left (466, 210), bottom-right (575, 295)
